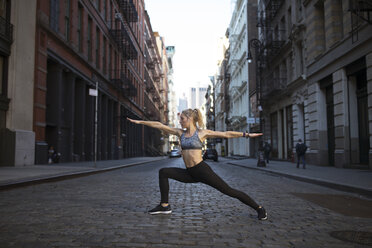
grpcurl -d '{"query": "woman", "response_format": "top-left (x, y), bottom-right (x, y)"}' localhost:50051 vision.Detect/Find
top-left (127, 108), bottom-right (267, 220)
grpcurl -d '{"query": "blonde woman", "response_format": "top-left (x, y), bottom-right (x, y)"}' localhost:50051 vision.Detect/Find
top-left (127, 108), bottom-right (267, 220)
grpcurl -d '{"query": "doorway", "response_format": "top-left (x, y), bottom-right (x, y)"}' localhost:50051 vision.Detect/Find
top-left (356, 70), bottom-right (369, 165)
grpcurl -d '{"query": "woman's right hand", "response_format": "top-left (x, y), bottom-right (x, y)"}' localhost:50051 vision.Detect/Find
top-left (127, 117), bottom-right (141, 124)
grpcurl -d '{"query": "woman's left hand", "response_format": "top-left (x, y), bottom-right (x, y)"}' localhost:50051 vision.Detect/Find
top-left (246, 133), bottom-right (263, 138)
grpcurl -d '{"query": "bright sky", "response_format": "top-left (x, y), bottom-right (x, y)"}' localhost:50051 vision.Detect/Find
top-left (145, 0), bottom-right (233, 99)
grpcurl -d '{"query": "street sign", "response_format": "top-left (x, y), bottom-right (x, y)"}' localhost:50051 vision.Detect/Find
top-left (89, 88), bottom-right (98, 96)
top-left (247, 117), bottom-right (260, 124)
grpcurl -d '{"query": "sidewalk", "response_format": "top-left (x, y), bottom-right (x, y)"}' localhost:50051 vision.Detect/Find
top-left (1, 156), bottom-right (372, 198)
top-left (222, 157), bottom-right (372, 198)
top-left (0, 157), bottom-right (167, 190)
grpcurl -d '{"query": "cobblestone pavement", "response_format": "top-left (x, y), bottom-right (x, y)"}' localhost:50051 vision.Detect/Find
top-left (0, 158), bottom-right (371, 248)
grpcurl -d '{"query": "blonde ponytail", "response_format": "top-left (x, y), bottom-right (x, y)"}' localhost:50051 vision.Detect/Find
top-left (193, 108), bottom-right (204, 129)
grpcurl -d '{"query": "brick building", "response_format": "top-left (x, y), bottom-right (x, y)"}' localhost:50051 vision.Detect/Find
top-left (0, 0), bottom-right (168, 166)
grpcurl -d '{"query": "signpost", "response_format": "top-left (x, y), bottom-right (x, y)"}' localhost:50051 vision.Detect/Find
top-left (89, 82), bottom-right (98, 168)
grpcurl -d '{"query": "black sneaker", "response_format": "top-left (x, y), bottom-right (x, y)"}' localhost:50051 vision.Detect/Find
top-left (148, 204), bottom-right (172, 215)
top-left (257, 206), bottom-right (267, 220)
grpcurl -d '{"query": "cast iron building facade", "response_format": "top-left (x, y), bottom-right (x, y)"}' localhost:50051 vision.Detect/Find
top-left (255, 0), bottom-right (372, 169)
top-left (27, 0), bottom-right (167, 164)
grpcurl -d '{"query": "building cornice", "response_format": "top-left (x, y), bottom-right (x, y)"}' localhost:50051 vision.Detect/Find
top-left (306, 24), bottom-right (372, 83)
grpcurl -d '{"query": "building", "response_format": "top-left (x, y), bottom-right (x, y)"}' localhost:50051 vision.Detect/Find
top-left (166, 46), bottom-right (179, 150)
top-left (188, 84), bottom-right (207, 110)
top-left (0, 0), bottom-right (35, 166)
top-left (178, 93), bottom-right (188, 113)
top-left (226, 0), bottom-right (257, 156)
top-left (33, 0), bottom-right (148, 164)
top-left (143, 10), bottom-right (169, 157)
top-left (214, 36), bottom-right (230, 157)
top-left (0, 0), bottom-right (170, 166)
top-left (255, 0), bottom-right (372, 169)
top-left (154, 32), bottom-right (169, 154)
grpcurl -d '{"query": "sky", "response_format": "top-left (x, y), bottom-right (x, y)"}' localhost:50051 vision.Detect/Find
top-left (144, 0), bottom-right (233, 99)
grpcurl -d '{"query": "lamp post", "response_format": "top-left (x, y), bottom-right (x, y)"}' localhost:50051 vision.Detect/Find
top-left (247, 38), bottom-right (266, 167)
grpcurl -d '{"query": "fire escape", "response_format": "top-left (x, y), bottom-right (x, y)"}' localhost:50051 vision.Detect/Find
top-left (116, 0), bottom-right (138, 23)
top-left (145, 35), bottom-right (163, 112)
top-left (110, 69), bottom-right (137, 97)
top-left (110, 21), bottom-right (137, 60)
top-left (256, 0), bottom-right (286, 100)
top-left (109, 0), bottom-right (138, 98)
top-left (349, 0), bottom-right (372, 43)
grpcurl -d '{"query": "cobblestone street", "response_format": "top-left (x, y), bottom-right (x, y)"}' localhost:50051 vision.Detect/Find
top-left (0, 158), bottom-right (371, 247)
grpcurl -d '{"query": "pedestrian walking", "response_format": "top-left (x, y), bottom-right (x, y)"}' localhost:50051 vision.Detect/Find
top-left (127, 108), bottom-right (268, 220)
top-left (263, 142), bottom-right (271, 164)
top-left (295, 139), bottom-right (307, 169)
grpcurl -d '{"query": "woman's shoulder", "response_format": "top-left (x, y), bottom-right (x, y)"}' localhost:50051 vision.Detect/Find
top-left (197, 129), bottom-right (211, 139)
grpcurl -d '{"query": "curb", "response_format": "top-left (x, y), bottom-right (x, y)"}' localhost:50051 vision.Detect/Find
top-left (0, 157), bottom-right (168, 191)
top-left (228, 162), bottom-right (372, 198)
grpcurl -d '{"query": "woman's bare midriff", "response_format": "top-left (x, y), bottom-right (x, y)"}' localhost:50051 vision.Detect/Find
top-left (181, 149), bottom-right (203, 168)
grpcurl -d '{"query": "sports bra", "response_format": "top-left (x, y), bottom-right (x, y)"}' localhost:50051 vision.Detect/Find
top-left (180, 130), bottom-right (203, 150)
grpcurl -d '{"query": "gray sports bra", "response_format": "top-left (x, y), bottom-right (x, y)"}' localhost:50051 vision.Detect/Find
top-left (180, 130), bottom-right (203, 150)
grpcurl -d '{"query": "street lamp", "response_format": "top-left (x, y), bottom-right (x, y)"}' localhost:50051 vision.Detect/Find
top-left (247, 39), bottom-right (263, 64)
top-left (247, 38), bottom-right (266, 167)
top-left (247, 38), bottom-right (264, 132)
top-left (247, 51), bottom-right (253, 64)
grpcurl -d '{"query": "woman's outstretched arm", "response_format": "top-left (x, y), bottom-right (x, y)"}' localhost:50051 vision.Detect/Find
top-left (202, 129), bottom-right (263, 139)
top-left (127, 118), bottom-right (182, 136)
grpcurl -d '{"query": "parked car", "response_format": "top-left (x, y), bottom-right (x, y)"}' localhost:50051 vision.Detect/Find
top-left (203, 148), bottom-right (218, 161)
top-left (169, 149), bottom-right (182, 158)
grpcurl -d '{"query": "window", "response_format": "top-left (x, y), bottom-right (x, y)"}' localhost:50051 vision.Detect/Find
top-left (114, 52), bottom-right (118, 78)
top-left (109, 0), bottom-right (112, 26)
top-left (287, 53), bottom-right (293, 81)
top-left (0, 0), bottom-right (10, 97)
top-left (96, 28), bottom-right (100, 68)
top-left (108, 45), bottom-right (112, 78)
top-left (297, 42), bottom-right (304, 75)
top-left (64, 0), bottom-right (70, 40)
top-left (287, 7), bottom-right (292, 35)
top-left (77, 5), bottom-right (83, 52)
top-left (50, 0), bottom-right (59, 32)
top-left (103, 37), bottom-right (107, 74)
top-left (88, 17), bottom-right (92, 61)
top-left (315, 0), bottom-right (326, 52)
top-left (297, 0), bottom-right (303, 21)
top-left (280, 16), bottom-right (286, 40)
top-left (0, 56), bottom-right (4, 95)
top-left (103, 0), bottom-right (106, 21)
top-left (0, 0), bottom-right (9, 19)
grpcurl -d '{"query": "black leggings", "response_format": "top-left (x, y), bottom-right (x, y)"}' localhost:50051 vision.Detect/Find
top-left (158, 161), bottom-right (260, 210)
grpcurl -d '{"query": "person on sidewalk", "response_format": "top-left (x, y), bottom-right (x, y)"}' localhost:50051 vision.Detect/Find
top-left (263, 142), bottom-right (271, 164)
top-left (295, 139), bottom-right (307, 169)
top-left (127, 108), bottom-right (268, 220)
